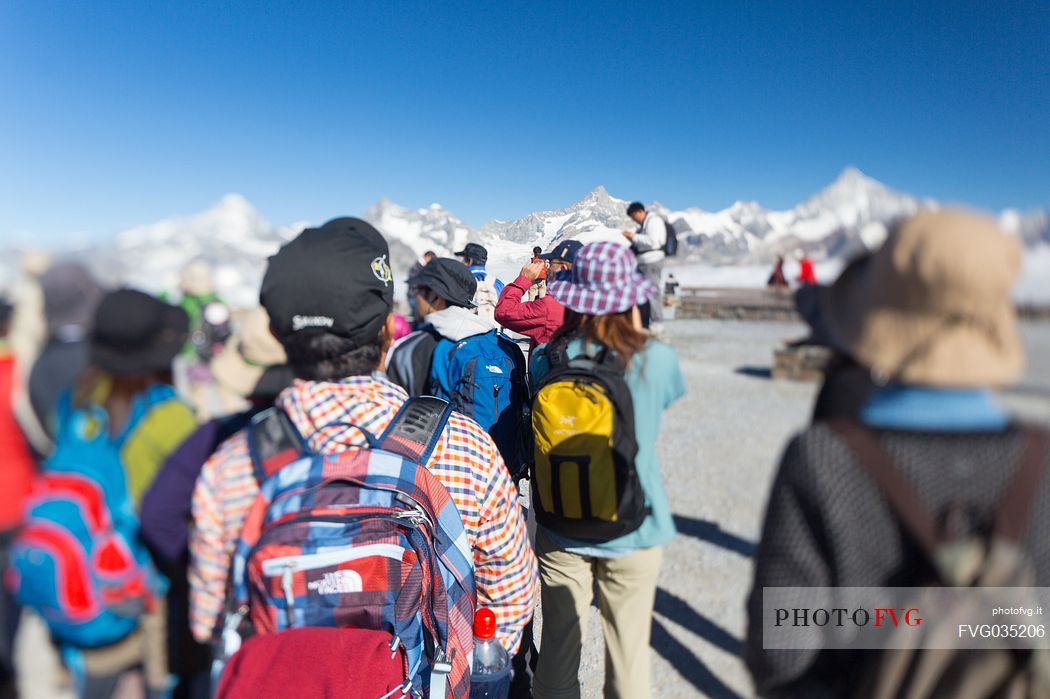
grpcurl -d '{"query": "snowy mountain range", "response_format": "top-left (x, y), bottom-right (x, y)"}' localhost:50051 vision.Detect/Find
top-left (2, 167), bottom-right (1047, 307)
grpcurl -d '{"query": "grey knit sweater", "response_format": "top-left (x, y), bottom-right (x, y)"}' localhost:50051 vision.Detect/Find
top-left (745, 422), bottom-right (1050, 697)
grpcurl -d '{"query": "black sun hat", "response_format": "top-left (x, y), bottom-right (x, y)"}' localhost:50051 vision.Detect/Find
top-left (409, 258), bottom-right (477, 308)
top-left (90, 289), bottom-right (189, 376)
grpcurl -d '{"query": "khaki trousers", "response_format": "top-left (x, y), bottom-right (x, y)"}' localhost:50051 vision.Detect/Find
top-left (533, 531), bottom-right (662, 699)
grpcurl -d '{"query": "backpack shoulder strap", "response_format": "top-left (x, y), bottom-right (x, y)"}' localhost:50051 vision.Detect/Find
top-left (595, 347), bottom-right (628, 373)
top-left (827, 418), bottom-right (942, 558)
top-left (829, 420), bottom-right (1050, 555)
top-left (497, 332), bottom-right (528, 373)
top-left (388, 327), bottom-right (440, 397)
top-left (378, 396), bottom-right (454, 465)
top-left (546, 338), bottom-right (571, 370)
top-left (247, 407), bottom-right (308, 485)
top-left (993, 426), bottom-right (1050, 542)
top-left (52, 389), bottom-right (78, 440)
top-left (428, 336), bottom-right (460, 397)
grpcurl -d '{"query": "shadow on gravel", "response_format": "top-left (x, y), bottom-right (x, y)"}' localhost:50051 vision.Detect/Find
top-left (651, 616), bottom-right (743, 699)
top-left (673, 515), bottom-right (756, 558)
top-left (734, 366), bottom-right (772, 379)
top-left (654, 588), bottom-right (743, 658)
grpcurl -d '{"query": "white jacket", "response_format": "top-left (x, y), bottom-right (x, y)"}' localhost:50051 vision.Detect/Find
top-left (633, 213), bottom-right (668, 265)
top-left (426, 305), bottom-right (495, 341)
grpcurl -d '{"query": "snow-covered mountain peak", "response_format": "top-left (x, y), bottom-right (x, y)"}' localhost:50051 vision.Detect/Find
top-left (575, 185), bottom-right (628, 215)
top-left (832, 165), bottom-right (875, 188)
top-left (577, 184), bottom-right (622, 209)
top-left (481, 185), bottom-right (631, 247)
top-left (361, 197), bottom-right (476, 258)
top-left (117, 193), bottom-right (271, 250)
top-left (726, 200), bottom-right (767, 218)
top-left (214, 192), bottom-right (258, 218)
top-left (800, 166), bottom-right (904, 212)
top-left (101, 194), bottom-right (281, 307)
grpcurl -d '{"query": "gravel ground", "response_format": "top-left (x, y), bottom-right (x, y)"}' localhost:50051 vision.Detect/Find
top-left (14, 319), bottom-right (1050, 699)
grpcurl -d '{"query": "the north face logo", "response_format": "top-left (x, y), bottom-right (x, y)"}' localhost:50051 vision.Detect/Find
top-left (307, 570), bottom-right (362, 595)
top-left (486, 365), bottom-right (505, 374)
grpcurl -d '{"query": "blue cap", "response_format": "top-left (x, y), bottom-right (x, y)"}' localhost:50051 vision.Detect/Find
top-left (538, 239), bottom-right (584, 263)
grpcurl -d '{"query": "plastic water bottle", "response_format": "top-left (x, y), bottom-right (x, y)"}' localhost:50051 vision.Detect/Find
top-left (469, 608), bottom-right (511, 698)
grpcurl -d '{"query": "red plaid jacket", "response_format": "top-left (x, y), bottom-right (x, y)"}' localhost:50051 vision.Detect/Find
top-left (189, 374), bottom-right (538, 652)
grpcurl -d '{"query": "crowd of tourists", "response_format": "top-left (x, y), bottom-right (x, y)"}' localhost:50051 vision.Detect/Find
top-left (0, 202), bottom-right (1044, 699)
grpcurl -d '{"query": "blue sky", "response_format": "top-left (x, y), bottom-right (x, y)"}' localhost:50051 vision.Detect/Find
top-left (2, 0), bottom-right (1047, 242)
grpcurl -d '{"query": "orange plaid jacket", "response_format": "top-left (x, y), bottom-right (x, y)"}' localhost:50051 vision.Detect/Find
top-left (189, 374), bottom-right (538, 652)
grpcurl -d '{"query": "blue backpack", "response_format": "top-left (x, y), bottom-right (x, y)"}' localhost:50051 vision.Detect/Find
top-left (430, 330), bottom-right (531, 480)
top-left (8, 388), bottom-right (168, 648)
top-left (387, 328), bottom-right (532, 480)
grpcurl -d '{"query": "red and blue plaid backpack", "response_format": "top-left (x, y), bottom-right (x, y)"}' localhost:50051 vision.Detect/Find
top-left (224, 397), bottom-right (476, 699)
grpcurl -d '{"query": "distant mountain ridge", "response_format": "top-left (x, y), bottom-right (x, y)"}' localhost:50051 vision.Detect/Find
top-left (365, 167), bottom-right (1046, 270)
top-left (1, 168), bottom-right (1046, 307)
top-left (660, 167), bottom-right (931, 263)
top-left (480, 185), bottom-right (632, 247)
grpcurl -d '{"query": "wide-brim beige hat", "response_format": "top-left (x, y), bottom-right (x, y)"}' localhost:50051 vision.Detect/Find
top-left (822, 209), bottom-right (1024, 388)
top-left (210, 306), bottom-right (287, 398)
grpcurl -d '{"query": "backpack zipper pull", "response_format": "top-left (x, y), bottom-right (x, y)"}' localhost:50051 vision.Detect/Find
top-left (281, 564), bottom-right (296, 624)
top-left (222, 605), bottom-right (248, 657)
top-left (394, 508), bottom-right (426, 526)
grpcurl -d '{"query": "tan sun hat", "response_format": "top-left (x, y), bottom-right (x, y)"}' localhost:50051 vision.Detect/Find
top-left (822, 209), bottom-right (1024, 387)
top-left (210, 306), bottom-right (287, 398)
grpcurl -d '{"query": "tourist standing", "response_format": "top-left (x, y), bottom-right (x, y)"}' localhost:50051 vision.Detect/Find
top-left (746, 210), bottom-right (1049, 696)
top-left (189, 219), bottom-right (537, 660)
top-left (622, 202), bottom-right (670, 325)
top-left (454, 243), bottom-right (504, 325)
top-left (0, 297), bottom-right (35, 698)
top-left (529, 242), bottom-right (685, 699)
top-left (29, 262), bottom-right (105, 442)
top-left (494, 239), bottom-right (581, 354)
top-left (12, 290), bottom-right (197, 699)
top-left (796, 254), bottom-right (817, 285)
top-left (767, 256), bottom-right (789, 288)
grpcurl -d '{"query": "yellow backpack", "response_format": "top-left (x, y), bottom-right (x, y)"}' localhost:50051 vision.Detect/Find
top-left (531, 341), bottom-right (648, 542)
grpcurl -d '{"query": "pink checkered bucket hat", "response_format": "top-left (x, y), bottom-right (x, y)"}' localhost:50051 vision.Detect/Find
top-left (547, 241), bottom-right (659, 315)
